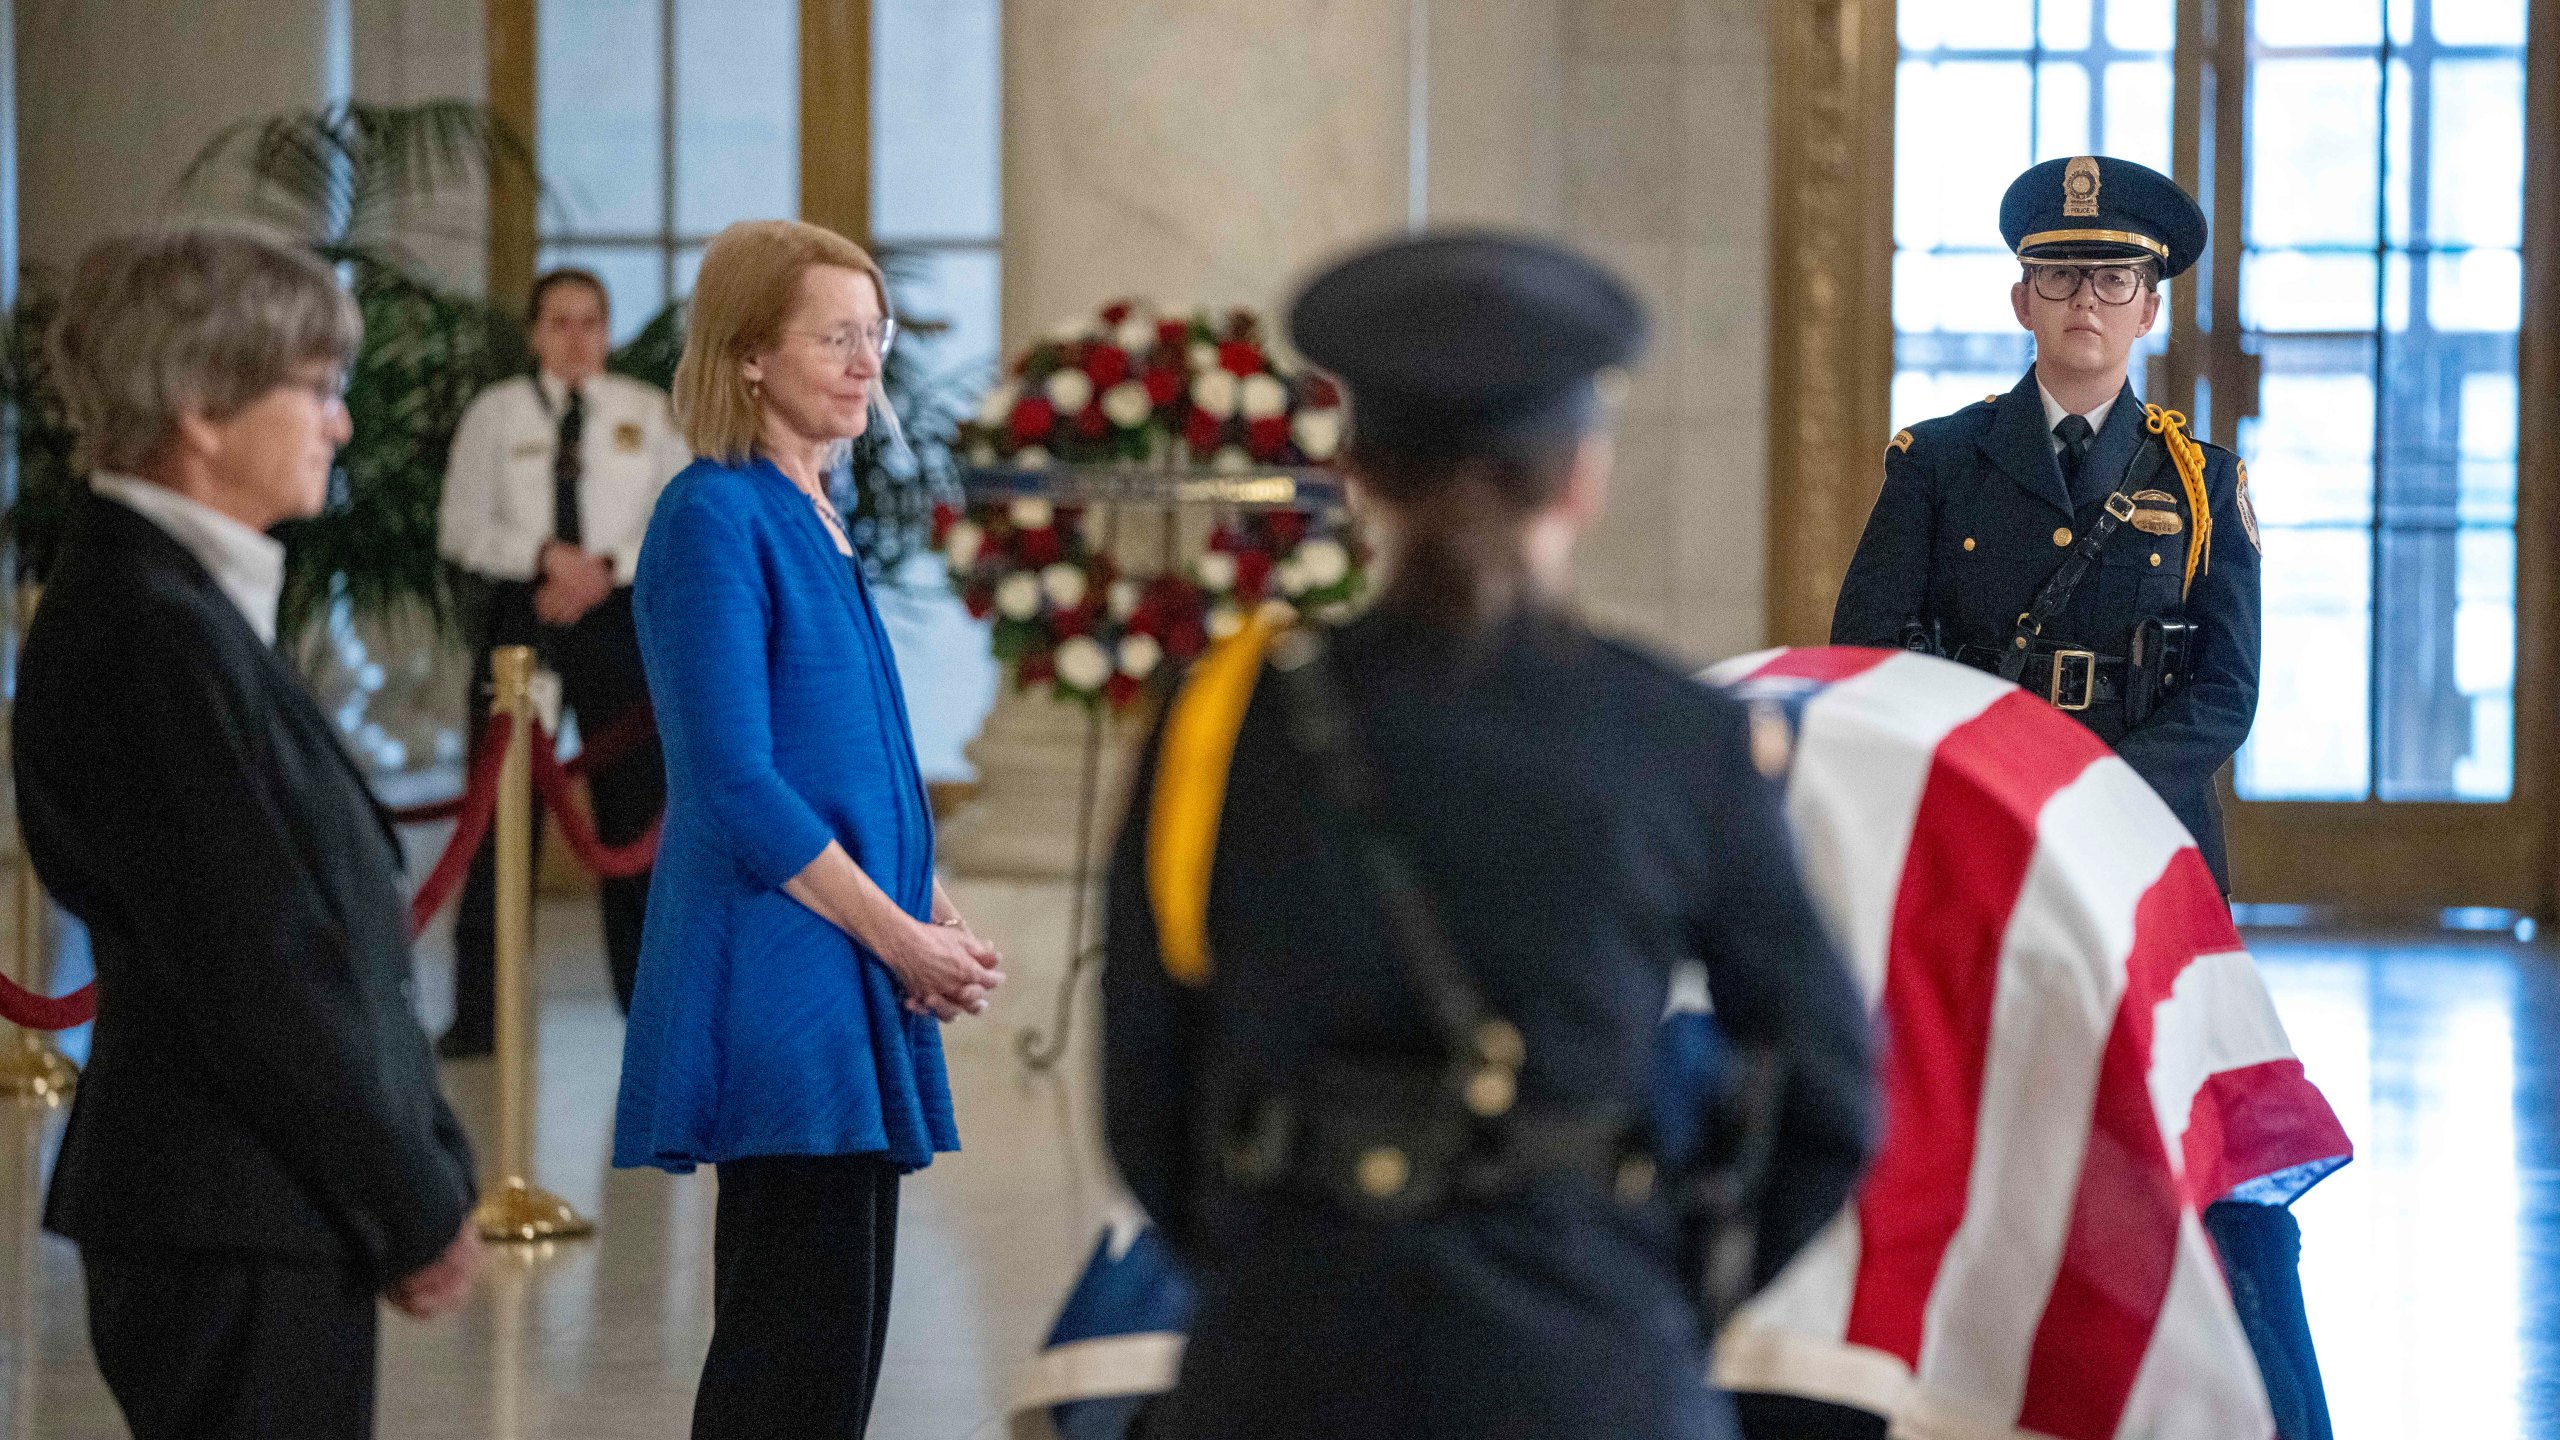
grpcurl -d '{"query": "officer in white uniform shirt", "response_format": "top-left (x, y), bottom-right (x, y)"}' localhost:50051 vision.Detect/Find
top-left (435, 268), bottom-right (688, 1056)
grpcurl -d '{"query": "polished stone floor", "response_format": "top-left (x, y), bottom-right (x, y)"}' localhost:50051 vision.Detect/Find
top-left (5, 878), bottom-right (2559, 1437)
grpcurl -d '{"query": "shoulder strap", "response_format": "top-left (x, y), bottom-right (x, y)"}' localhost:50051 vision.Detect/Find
top-left (2001, 407), bottom-right (2188, 680)
top-left (1146, 614), bottom-right (1285, 986)
top-left (2145, 405), bottom-right (2214, 597)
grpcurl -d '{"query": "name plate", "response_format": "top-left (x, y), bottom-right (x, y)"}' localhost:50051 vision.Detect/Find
top-left (958, 465), bottom-right (1346, 511)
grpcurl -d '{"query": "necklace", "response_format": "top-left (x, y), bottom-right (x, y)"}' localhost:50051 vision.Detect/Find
top-left (805, 488), bottom-right (855, 557)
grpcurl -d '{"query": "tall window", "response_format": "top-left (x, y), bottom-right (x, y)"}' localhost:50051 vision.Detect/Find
top-left (1891, 1), bottom-right (2176, 430)
top-left (871, 0), bottom-right (1003, 387)
top-left (535, 0), bottom-right (798, 341)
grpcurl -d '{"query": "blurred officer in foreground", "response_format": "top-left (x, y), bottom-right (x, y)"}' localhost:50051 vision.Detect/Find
top-left (1831, 155), bottom-right (2261, 892)
top-left (1101, 231), bottom-right (1876, 1439)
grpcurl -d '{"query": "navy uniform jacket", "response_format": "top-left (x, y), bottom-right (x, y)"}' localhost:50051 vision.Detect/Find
top-left (1102, 604), bottom-right (1875, 1440)
top-left (1831, 368), bottom-right (2261, 887)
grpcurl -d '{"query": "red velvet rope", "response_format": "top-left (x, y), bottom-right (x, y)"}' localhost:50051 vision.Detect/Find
top-left (405, 713), bottom-right (513, 940)
top-left (0, 970), bottom-right (95, 1031)
top-left (385, 705), bottom-right (654, 824)
top-left (530, 729), bottom-right (662, 880)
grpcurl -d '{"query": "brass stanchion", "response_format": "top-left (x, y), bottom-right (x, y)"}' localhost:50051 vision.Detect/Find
top-left (471, 646), bottom-right (592, 1242)
top-left (0, 848), bottom-right (78, 1105)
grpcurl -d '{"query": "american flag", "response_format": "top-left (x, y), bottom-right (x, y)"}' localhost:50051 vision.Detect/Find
top-left (1708, 647), bottom-right (2351, 1440)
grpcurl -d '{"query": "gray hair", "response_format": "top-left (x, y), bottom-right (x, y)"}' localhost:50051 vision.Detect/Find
top-left (47, 225), bottom-right (361, 473)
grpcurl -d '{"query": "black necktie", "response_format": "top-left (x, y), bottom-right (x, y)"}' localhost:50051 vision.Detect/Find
top-left (552, 387), bottom-right (585, 547)
top-left (2054, 413), bottom-right (2095, 497)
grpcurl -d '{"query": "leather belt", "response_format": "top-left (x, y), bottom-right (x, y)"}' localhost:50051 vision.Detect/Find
top-left (1956, 643), bottom-right (2126, 711)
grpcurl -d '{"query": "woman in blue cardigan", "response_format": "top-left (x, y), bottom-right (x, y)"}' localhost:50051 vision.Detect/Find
top-left (616, 219), bottom-right (1006, 1440)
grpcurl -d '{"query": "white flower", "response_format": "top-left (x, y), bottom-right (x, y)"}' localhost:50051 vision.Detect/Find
top-left (1257, 599), bottom-right (1298, 627)
top-left (1117, 632), bottom-right (1164, 680)
top-left (1044, 367), bottom-right (1094, 416)
top-left (1206, 603), bottom-right (1245, 641)
top-left (1212, 445), bottom-right (1253, 474)
top-left (975, 381), bottom-right (1020, 428)
top-left (1187, 340), bottom-right (1220, 373)
top-left (1240, 373), bottom-right (1289, 421)
top-left (1010, 496), bottom-right (1055, 530)
top-left (1295, 537), bottom-right (1350, 589)
top-left (1190, 370), bottom-right (1239, 420)
top-left (1055, 635), bottom-right (1113, 691)
top-left (1115, 314), bottom-right (1157, 354)
top-left (944, 520), bottom-right (985, 570)
top-left (1195, 551), bottom-right (1238, 593)
top-left (1015, 446), bottom-right (1054, 470)
top-left (1040, 562), bottom-right (1089, 611)
top-left (1291, 407), bottom-right (1343, 461)
top-left (1107, 578), bottom-right (1143, 621)
top-left (995, 572), bottom-right (1043, 621)
top-left (1101, 380), bottom-right (1155, 428)
top-left (966, 439), bottom-right (999, 467)
top-left (1048, 314), bottom-right (1090, 343)
top-left (1276, 555), bottom-right (1311, 597)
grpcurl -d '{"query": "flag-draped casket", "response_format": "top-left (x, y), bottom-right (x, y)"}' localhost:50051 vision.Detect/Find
top-left (1012, 646), bottom-right (2350, 1440)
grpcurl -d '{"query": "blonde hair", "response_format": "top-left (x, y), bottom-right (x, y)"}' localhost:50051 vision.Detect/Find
top-left (674, 219), bottom-right (888, 464)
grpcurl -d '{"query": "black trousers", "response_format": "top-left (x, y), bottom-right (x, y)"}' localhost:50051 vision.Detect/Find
top-left (82, 1245), bottom-right (377, 1440)
top-left (694, 1154), bottom-right (902, 1440)
top-left (449, 582), bottom-right (664, 1041)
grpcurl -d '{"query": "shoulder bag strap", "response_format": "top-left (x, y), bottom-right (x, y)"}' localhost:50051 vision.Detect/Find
top-left (2000, 423), bottom-right (2167, 681)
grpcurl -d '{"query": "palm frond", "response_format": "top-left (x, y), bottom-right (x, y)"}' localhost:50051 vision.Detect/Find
top-left (176, 101), bottom-right (541, 260)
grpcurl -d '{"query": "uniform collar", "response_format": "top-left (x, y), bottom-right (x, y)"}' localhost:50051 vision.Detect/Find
top-left (536, 370), bottom-right (594, 410)
top-left (88, 471), bottom-right (287, 645)
top-left (2036, 378), bottom-right (2120, 445)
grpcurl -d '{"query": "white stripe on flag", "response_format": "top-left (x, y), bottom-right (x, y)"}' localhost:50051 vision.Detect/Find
top-left (2111, 1212), bottom-right (2277, 1440)
top-left (2146, 948), bottom-right (2299, 1184)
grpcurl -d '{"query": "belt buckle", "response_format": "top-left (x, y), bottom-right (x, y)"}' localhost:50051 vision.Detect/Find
top-left (2048, 649), bottom-right (2096, 711)
top-left (2104, 492), bottom-right (2136, 523)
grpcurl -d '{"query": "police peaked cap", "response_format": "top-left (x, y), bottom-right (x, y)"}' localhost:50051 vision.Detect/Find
top-left (2001, 155), bottom-right (2207, 280)
top-left (1288, 230), bottom-right (1649, 461)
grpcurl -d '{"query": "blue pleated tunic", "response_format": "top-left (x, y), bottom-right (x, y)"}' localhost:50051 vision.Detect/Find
top-left (614, 454), bottom-right (957, 1173)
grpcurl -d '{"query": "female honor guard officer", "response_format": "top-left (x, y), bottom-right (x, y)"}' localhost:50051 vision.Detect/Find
top-left (1830, 156), bottom-right (2262, 893)
top-left (436, 269), bottom-right (691, 1053)
top-left (1101, 232), bottom-right (1875, 1439)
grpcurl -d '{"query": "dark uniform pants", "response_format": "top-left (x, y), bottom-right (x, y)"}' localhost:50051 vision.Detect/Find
top-left (449, 582), bottom-right (663, 1042)
top-left (693, 1154), bottom-right (902, 1440)
top-left (82, 1244), bottom-right (378, 1440)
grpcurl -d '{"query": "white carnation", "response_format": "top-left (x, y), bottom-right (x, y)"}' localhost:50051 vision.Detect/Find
top-left (1101, 380), bottom-right (1155, 428)
top-left (1040, 562), bottom-right (1089, 611)
top-left (1010, 496), bottom-right (1055, 530)
top-left (975, 381), bottom-right (1020, 428)
top-left (1055, 635), bottom-right (1113, 691)
top-left (1295, 537), bottom-right (1350, 589)
top-left (1195, 551), bottom-right (1238, 593)
top-left (1048, 314), bottom-right (1091, 343)
top-left (1212, 445), bottom-right (1253, 474)
top-left (1188, 340), bottom-right (1220, 373)
top-left (1206, 603), bottom-right (1245, 641)
top-left (1107, 578), bottom-right (1144, 621)
top-left (1190, 370), bottom-right (1239, 420)
top-left (1291, 407), bottom-right (1343, 461)
top-left (1115, 315), bottom-right (1157, 354)
top-left (1117, 632), bottom-right (1164, 680)
top-left (1257, 599), bottom-right (1298, 627)
top-left (1276, 555), bottom-right (1310, 597)
top-left (944, 520), bottom-right (985, 570)
top-left (1044, 367), bottom-right (1094, 416)
top-left (995, 572), bottom-right (1043, 621)
top-left (1240, 373), bottom-right (1288, 421)
top-left (1015, 446), bottom-right (1054, 470)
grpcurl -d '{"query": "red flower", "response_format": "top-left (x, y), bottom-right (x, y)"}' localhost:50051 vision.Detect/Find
top-left (1020, 527), bottom-right (1063, 566)
top-left (1075, 406), bottom-right (1110, 440)
top-left (931, 502), bottom-right (959, 545)
top-left (1143, 365), bottom-right (1183, 407)
top-left (1225, 308), bottom-right (1256, 339)
top-left (1101, 300), bottom-right (1133, 327)
top-left (1219, 340), bottom-right (1264, 377)
top-left (1086, 344), bottom-right (1131, 390)
top-left (1246, 417), bottom-right (1290, 461)
top-left (1303, 375), bottom-right (1342, 408)
top-left (1009, 395), bottom-right (1056, 446)
top-left (1105, 673), bottom-right (1142, 709)
top-left (1263, 510), bottom-right (1308, 550)
top-left (1050, 606), bottom-right (1091, 639)
top-left (1156, 318), bottom-right (1191, 352)
top-left (1019, 649), bottom-right (1056, 686)
top-left (1206, 525), bottom-right (1242, 554)
top-left (962, 584), bottom-right (995, 619)
top-left (1166, 615), bottom-right (1209, 659)
top-left (1185, 408), bottom-right (1226, 454)
top-left (1234, 549), bottom-right (1273, 603)
top-left (1057, 503), bottom-right (1089, 530)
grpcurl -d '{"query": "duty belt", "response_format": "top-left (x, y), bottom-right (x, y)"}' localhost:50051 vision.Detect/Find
top-left (1956, 641), bottom-right (2127, 712)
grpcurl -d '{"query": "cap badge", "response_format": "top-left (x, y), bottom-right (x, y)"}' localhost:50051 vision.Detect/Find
top-left (2064, 156), bottom-right (2102, 218)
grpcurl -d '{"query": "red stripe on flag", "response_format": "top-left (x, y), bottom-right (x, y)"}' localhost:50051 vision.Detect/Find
top-left (1843, 690), bottom-right (2108, 1365)
top-left (2016, 848), bottom-right (2234, 1438)
top-left (2179, 1058), bottom-right (2353, 1211)
top-left (1739, 646), bottom-right (1899, 686)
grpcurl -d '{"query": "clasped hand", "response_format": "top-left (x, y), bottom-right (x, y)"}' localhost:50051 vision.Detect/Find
top-left (883, 915), bottom-right (1005, 1022)
top-left (535, 541), bottom-right (614, 626)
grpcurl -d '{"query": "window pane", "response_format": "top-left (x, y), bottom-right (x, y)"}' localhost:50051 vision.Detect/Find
top-left (538, 0), bottom-right (664, 235)
top-left (2243, 251), bottom-right (2380, 333)
top-left (2376, 526), bottom-right (2513, 800)
top-left (885, 246), bottom-right (1002, 387)
top-left (2428, 249), bottom-right (2522, 332)
top-left (2034, 61), bottom-right (2091, 160)
top-left (1890, 369), bottom-right (2017, 434)
top-left (673, 243), bottom-right (706, 302)
top-left (2457, 371), bottom-right (2518, 524)
top-left (2255, 0), bottom-right (2383, 45)
top-left (2103, 61), bottom-right (2173, 174)
top-left (2433, 0), bottom-right (2527, 45)
top-left (2249, 60), bottom-right (2382, 249)
top-left (1902, 0), bottom-right (2033, 49)
top-left (2041, 0), bottom-right (2093, 50)
top-left (2106, 0), bottom-right (2175, 50)
top-left (673, 0), bottom-right (797, 236)
top-left (1895, 251), bottom-right (2028, 333)
top-left (2429, 59), bottom-right (2524, 249)
top-left (2237, 526), bottom-right (2372, 800)
top-left (2251, 365), bottom-right (2377, 527)
top-left (1897, 62), bottom-right (2034, 251)
top-left (872, 0), bottom-right (1003, 242)
top-left (538, 244), bottom-right (666, 346)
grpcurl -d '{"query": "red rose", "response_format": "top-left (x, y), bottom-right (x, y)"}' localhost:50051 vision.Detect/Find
top-left (1166, 615), bottom-right (1210, 659)
top-left (1009, 395), bottom-right (1056, 446)
top-left (1105, 673), bottom-right (1142, 709)
top-left (1247, 416), bottom-right (1290, 460)
top-left (1020, 527), bottom-right (1064, 566)
top-left (962, 583), bottom-right (995, 620)
top-left (1156, 319), bottom-right (1191, 352)
top-left (1263, 510), bottom-right (1308, 550)
top-left (931, 502), bottom-right (959, 545)
top-left (1303, 375), bottom-right (1342, 408)
top-left (1050, 606), bottom-right (1091, 639)
top-left (1101, 300), bottom-right (1133, 326)
top-left (1234, 549), bottom-right (1273, 603)
top-left (1143, 365), bottom-right (1183, 407)
top-left (1219, 340), bottom-right (1264, 376)
top-left (1185, 408), bottom-right (1226, 454)
top-left (1019, 649), bottom-right (1056, 686)
top-left (1206, 525), bottom-right (1242, 554)
top-left (1086, 344), bottom-right (1131, 390)
top-left (1075, 406), bottom-right (1109, 440)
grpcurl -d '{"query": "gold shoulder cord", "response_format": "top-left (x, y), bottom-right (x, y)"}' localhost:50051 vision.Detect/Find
top-left (2144, 405), bottom-right (2214, 598)
top-left (1146, 614), bottom-right (1287, 986)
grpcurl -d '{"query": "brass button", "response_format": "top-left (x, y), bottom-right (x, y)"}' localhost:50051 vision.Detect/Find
top-left (1356, 1146), bottom-right (1411, 1198)
top-left (1963, 537), bottom-right (1977, 552)
top-left (1465, 1066), bottom-right (1517, 1118)
top-left (2053, 527), bottom-right (2073, 547)
top-left (2150, 552), bottom-right (2162, 567)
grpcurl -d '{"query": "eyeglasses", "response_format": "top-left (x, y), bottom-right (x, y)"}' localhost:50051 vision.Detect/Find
top-left (2026, 263), bottom-right (2150, 306)
top-left (288, 366), bottom-right (349, 406)
top-left (787, 318), bottom-right (897, 364)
